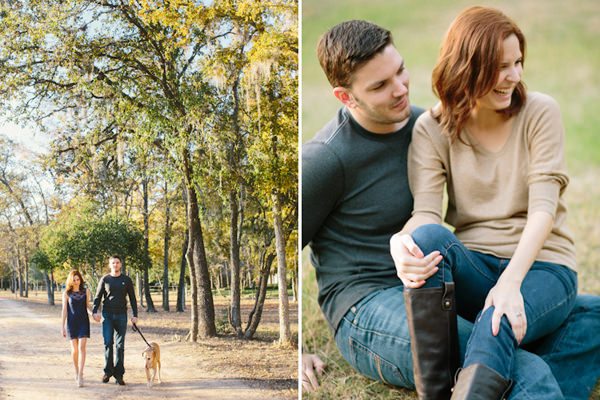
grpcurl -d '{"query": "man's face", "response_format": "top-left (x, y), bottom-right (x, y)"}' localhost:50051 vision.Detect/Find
top-left (109, 257), bottom-right (122, 273)
top-left (336, 44), bottom-right (411, 133)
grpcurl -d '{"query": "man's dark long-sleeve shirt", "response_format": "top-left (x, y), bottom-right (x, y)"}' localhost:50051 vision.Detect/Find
top-left (302, 106), bottom-right (423, 332)
top-left (92, 274), bottom-right (138, 317)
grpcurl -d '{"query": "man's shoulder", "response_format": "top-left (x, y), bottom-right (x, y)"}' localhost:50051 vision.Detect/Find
top-left (114, 273), bottom-right (133, 283)
top-left (410, 105), bottom-right (426, 118)
top-left (307, 107), bottom-right (351, 145)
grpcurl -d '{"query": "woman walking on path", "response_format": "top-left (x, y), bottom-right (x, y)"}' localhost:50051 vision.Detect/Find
top-left (61, 270), bottom-right (91, 387)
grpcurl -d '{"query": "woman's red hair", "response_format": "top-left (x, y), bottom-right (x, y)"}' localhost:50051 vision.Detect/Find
top-left (432, 6), bottom-right (526, 141)
top-left (65, 270), bottom-right (85, 294)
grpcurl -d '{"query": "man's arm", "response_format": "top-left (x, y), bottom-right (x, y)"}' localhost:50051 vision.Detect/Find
top-left (91, 276), bottom-right (105, 322)
top-left (390, 116), bottom-right (446, 288)
top-left (302, 141), bottom-right (344, 248)
top-left (127, 276), bottom-right (138, 323)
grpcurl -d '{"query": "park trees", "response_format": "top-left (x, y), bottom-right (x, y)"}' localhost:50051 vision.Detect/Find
top-left (243, 2), bottom-right (298, 345)
top-left (0, 0), bottom-right (297, 342)
top-left (0, 0), bottom-right (218, 338)
top-left (197, 0), bottom-right (297, 341)
top-left (0, 135), bottom-right (53, 299)
top-left (38, 201), bottom-right (144, 289)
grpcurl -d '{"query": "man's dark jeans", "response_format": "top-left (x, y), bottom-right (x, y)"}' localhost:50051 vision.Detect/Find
top-left (101, 311), bottom-right (127, 379)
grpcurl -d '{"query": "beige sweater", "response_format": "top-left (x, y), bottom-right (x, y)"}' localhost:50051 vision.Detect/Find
top-left (409, 92), bottom-right (576, 271)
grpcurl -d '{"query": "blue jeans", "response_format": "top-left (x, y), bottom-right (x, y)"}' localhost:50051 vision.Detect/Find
top-left (527, 294), bottom-right (600, 400)
top-left (102, 311), bottom-right (128, 379)
top-left (413, 224), bottom-right (577, 379)
top-left (335, 286), bottom-right (600, 399)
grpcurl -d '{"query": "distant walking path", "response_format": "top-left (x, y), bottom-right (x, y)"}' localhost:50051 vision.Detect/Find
top-left (0, 297), bottom-right (289, 399)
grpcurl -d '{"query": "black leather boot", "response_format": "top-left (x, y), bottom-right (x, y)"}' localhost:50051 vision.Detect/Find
top-left (405, 282), bottom-right (459, 400)
top-left (450, 363), bottom-right (513, 400)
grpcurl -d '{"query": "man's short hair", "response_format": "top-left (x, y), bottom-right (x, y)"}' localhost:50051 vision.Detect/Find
top-left (109, 254), bottom-right (121, 263)
top-left (317, 20), bottom-right (393, 88)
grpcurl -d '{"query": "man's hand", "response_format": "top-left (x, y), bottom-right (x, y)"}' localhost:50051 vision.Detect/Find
top-left (132, 317), bottom-right (138, 325)
top-left (390, 232), bottom-right (441, 288)
top-left (92, 313), bottom-right (101, 322)
top-left (302, 353), bottom-right (327, 392)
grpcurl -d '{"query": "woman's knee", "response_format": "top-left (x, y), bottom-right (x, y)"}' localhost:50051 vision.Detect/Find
top-left (411, 224), bottom-right (455, 254)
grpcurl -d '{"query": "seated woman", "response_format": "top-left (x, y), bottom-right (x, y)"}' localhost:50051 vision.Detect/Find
top-left (390, 6), bottom-right (578, 399)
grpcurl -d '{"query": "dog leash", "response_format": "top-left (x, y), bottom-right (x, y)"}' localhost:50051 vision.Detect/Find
top-left (132, 322), bottom-right (152, 348)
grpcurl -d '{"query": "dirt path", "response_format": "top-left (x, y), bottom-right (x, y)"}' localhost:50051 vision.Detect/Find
top-left (0, 297), bottom-right (292, 399)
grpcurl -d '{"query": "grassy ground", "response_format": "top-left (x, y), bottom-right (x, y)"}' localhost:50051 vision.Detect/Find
top-left (301, 0), bottom-right (600, 398)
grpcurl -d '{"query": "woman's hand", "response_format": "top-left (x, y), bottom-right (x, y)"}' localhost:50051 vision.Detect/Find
top-left (62, 326), bottom-right (66, 338)
top-left (390, 232), bottom-right (441, 288)
top-left (302, 353), bottom-right (327, 392)
top-left (481, 278), bottom-right (527, 343)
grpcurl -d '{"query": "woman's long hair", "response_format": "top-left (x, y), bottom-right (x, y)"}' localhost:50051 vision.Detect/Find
top-left (65, 270), bottom-right (85, 294)
top-left (432, 6), bottom-right (527, 141)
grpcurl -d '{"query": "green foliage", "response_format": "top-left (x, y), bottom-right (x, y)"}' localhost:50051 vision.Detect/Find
top-left (39, 201), bottom-right (144, 273)
top-left (0, 0), bottom-right (299, 317)
top-left (302, 0), bottom-right (600, 173)
top-left (29, 249), bottom-right (52, 271)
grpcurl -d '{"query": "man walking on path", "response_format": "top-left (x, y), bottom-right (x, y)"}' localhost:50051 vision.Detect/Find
top-left (92, 254), bottom-right (138, 386)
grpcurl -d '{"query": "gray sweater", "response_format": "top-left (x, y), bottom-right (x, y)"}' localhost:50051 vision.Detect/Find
top-left (302, 105), bottom-right (423, 332)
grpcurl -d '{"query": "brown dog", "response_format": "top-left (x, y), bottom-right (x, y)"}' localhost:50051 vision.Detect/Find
top-left (142, 342), bottom-right (162, 388)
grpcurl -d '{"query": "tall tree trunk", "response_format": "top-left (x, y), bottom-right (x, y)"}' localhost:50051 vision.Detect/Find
top-left (163, 180), bottom-right (171, 311)
top-left (182, 153), bottom-right (216, 339)
top-left (142, 172), bottom-right (156, 312)
top-left (51, 269), bottom-right (55, 298)
top-left (16, 251), bottom-right (23, 297)
top-left (137, 272), bottom-right (144, 308)
top-left (18, 268), bottom-right (23, 297)
top-left (185, 228), bottom-right (199, 341)
top-left (290, 262), bottom-right (297, 302)
top-left (24, 256), bottom-right (29, 298)
top-left (43, 270), bottom-right (55, 305)
top-left (188, 184), bottom-right (216, 338)
top-left (244, 251), bottom-right (275, 339)
top-left (272, 191), bottom-right (291, 346)
top-left (176, 230), bottom-right (188, 312)
top-left (229, 190), bottom-right (242, 336)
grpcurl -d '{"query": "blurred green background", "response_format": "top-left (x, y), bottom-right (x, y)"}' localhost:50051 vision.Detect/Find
top-left (302, 0), bottom-right (600, 172)
top-left (302, 1), bottom-right (600, 398)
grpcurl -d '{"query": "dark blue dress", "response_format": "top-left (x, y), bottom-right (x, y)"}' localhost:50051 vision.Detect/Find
top-left (66, 289), bottom-right (90, 339)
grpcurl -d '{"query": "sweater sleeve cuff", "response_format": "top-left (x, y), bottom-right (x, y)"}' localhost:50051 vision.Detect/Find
top-left (412, 192), bottom-right (444, 223)
top-left (528, 180), bottom-right (560, 217)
